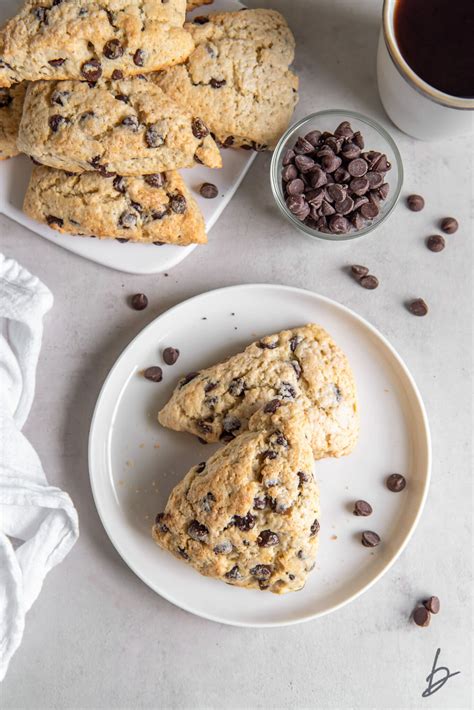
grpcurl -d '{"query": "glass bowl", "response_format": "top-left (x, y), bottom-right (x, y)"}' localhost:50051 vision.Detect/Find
top-left (270, 109), bottom-right (404, 242)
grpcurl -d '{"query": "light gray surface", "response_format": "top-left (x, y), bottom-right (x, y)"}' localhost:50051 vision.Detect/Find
top-left (0, 0), bottom-right (472, 708)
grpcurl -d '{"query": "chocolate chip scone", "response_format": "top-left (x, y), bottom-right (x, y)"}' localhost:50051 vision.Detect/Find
top-left (0, 83), bottom-right (26, 160)
top-left (23, 166), bottom-right (206, 245)
top-left (158, 324), bottom-right (358, 459)
top-left (152, 402), bottom-right (320, 593)
top-left (18, 78), bottom-right (222, 174)
top-left (0, 0), bottom-right (194, 88)
top-left (153, 9), bottom-right (299, 150)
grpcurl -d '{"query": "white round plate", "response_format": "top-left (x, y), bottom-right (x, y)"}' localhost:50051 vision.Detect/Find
top-left (89, 284), bottom-right (431, 627)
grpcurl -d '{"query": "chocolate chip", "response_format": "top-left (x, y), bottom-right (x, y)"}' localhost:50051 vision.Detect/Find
top-left (121, 115), bottom-right (139, 131)
top-left (170, 194), bottom-right (186, 214)
top-left (360, 202), bottom-right (379, 220)
top-left (191, 117), bottom-right (209, 139)
top-left (341, 142), bottom-right (361, 160)
top-left (423, 596), bottom-right (440, 614)
top-left (103, 39), bottom-right (123, 59)
top-left (304, 130), bottom-right (321, 146)
top-left (188, 520), bottom-right (208, 542)
top-left (353, 500), bottom-right (372, 516)
top-left (351, 264), bottom-right (369, 278)
top-left (214, 540), bottom-right (232, 554)
top-left (334, 196), bottom-right (354, 215)
top-left (225, 565), bottom-right (242, 580)
top-left (233, 512), bottom-right (255, 531)
top-left (294, 136), bottom-right (314, 154)
top-left (81, 59), bottom-right (102, 82)
top-left (46, 215), bottom-right (64, 228)
top-left (195, 462), bottom-right (206, 474)
top-left (133, 49), bottom-right (146, 67)
top-left (407, 298), bottom-right (428, 316)
top-left (154, 513), bottom-right (169, 533)
top-left (199, 182), bottom-right (218, 199)
top-left (413, 606), bottom-right (431, 627)
top-left (144, 173), bottom-right (165, 189)
top-left (378, 183), bottom-right (390, 200)
top-left (326, 183), bottom-right (346, 203)
top-left (228, 378), bottom-right (245, 396)
top-left (297, 471), bottom-right (309, 485)
top-left (278, 382), bottom-right (296, 399)
top-left (289, 335), bottom-right (301, 352)
top-left (407, 194), bottom-right (425, 211)
top-left (426, 235), bottom-right (445, 252)
top-left (223, 415), bottom-right (240, 433)
top-left (163, 347), bottom-right (179, 365)
top-left (291, 360), bottom-right (302, 378)
top-left (111, 69), bottom-right (124, 80)
top-left (114, 94), bottom-right (129, 104)
top-left (202, 492), bottom-right (216, 513)
top-left (310, 519), bottom-right (320, 536)
top-left (210, 78), bottom-right (226, 88)
top-left (180, 372), bottom-right (198, 388)
top-left (440, 217), bottom-right (458, 234)
top-left (257, 530), bottom-right (280, 547)
top-left (359, 274), bottom-right (379, 290)
top-left (309, 167), bottom-right (327, 189)
top-left (347, 158), bottom-right (368, 177)
top-left (177, 547), bottom-right (189, 559)
top-left (257, 339), bottom-right (278, 349)
top-left (145, 125), bottom-right (164, 148)
top-left (286, 178), bottom-right (305, 196)
top-left (143, 366), bottom-right (163, 382)
top-left (295, 155), bottom-right (315, 173)
top-left (250, 564), bottom-right (272, 580)
top-left (282, 164), bottom-right (298, 182)
top-left (386, 473), bottom-right (406, 492)
top-left (193, 15), bottom-right (209, 24)
top-left (113, 175), bottom-right (126, 193)
top-left (335, 121), bottom-right (354, 139)
top-left (264, 399), bottom-right (281, 414)
top-left (253, 496), bottom-right (267, 510)
top-left (197, 419), bottom-right (213, 434)
top-left (366, 171), bottom-right (384, 189)
top-left (0, 90), bottom-right (12, 108)
top-left (361, 530), bottom-right (380, 547)
top-left (282, 148), bottom-right (295, 165)
top-left (131, 293), bottom-right (148, 310)
top-left (119, 211), bottom-right (137, 229)
top-left (48, 58), bottom-right (66, 67)
top-left (48, 114), bottom-right (66, 132)
top-left (329, 215), bottom-right (350, 234)
top-left (262, 449), bottom-right (278, 461)
top-left (321, 154), bottom-right (342, 173)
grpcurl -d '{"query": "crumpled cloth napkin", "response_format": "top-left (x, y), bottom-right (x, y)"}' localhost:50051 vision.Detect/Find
top-left (0, 254), bottom-right (79, 681)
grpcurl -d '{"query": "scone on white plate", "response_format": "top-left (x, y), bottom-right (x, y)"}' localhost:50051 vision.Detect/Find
top-left (152, 402), bottom-right (320, 594)
top-left (158, 324), bottom-right (359, 459)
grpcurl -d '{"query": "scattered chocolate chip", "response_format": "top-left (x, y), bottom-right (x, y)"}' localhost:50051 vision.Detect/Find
top-left (297, 471), bottom-right (309, 485)
top-left (177, 547), bottom-right (189, 559)
top-left (228, 378), bottom-right (245, 396)
top-left (202, 491), bottom-right (216, 513)
top-left (262, 449), bottom-right (278, 461)
top-left (103, 39), bottom-right (123, 59)
top-left (413, 606), bottom-right (431, 627)
top-left (195, 462), bottom-right (206, 474)
top-left (119, 211), bottom-right (137, 229)
top-left (193, 15), bottom-right (209, 24)
top-left (351, 264), bottom-right (369, 278)
top-left (143, 366), bottom-right (163, 382)
top-left (353, 500), bottom-right (372, 516)
top-left (111, 69), bottom-right (124, 80)
top-left (407, 194), bottom-right (425, 211)
top-left (48, 114), bottom-right (66, 132)
top-left (121, 115), bottom-right (139, 131)
top-left (253, 496), bottom-right (267, 510)
top-left (294, 136), bottom-right (314, 154)
top-left (163, 347), bottom-right (179, 365)
top-left (264, 399), bottom-right (281, 414)
top-left (131, 293), bottom-right (148, 310)
top-left (188, 520), bottom-right (208, 542)
top-left (257, 530), bottom-right (280, 547)
top-left (233, 512), bottom-right (256, 532)
top-left (81, 59), bottom-right (102, 82)
top-left (426, 235), bottom-right (445, 252)
top-left (310, 519), bottom-right (320, 536)
top-left (440, 217), bottom-right (458, 234)
top-left (304, 130), bottom-right (321, 146)
top-left (223, 415), bottom-right (241, 433)
top-left (48, 58), bottom-right (66, 67)
top-left (359, 274), bottom-right (379, 290)
top-left (407, 298), bottom-right (428, 316)
top-left (199, 182), bottom-right (218, 199)
top-left (154, 513), bottom-right (169, 533)
top-left (361, 530), bottom-right (380, 547)
top-left (210, 78), bottom-right (226, 89)
top-left (191, 117), bottom-right (209, 139)
top-left (386, 473), bottom-right (406, 492)
top-left (250, 564), bottom-right (272, 580)
top-left (423, 596), bottom-right (440, 614)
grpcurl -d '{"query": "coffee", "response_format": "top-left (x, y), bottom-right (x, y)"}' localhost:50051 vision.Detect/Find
top-left (394, 0), bottom-right (474, 98)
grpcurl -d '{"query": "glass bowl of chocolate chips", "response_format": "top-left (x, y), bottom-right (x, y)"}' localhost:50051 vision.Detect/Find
top-left (271, 110), bottom-right (403, 241)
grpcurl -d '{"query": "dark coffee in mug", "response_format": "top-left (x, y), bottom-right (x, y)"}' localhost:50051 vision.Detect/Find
top-left (394, 0), bottom-right (474, 98)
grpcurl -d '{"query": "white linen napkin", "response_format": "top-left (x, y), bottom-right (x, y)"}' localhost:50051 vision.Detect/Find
top-left (0, 254), bottom-right (79, 681)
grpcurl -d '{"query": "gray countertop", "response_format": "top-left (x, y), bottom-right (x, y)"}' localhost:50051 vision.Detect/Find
top-left (1, 1), bottom-right (472, 708)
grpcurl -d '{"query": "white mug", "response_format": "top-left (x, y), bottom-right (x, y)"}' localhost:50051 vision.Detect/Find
top-left (377, 0), bottom-right (474, 141)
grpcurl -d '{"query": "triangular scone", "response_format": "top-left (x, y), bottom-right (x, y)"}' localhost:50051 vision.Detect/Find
top-left (23, 167), bottom-right (206, 246)
top-left (158, 324), bottom-right (358, 459)
top-left (18, 78), bottom-right (221, 174)
top-left (152, 9), bottom-right (298, 150)
top-left (0, 0), bottom-right (194, 88)
top-left (152, 402), bottom-right (320, 593)
top-left (0, 82), bottom-right (26, 160)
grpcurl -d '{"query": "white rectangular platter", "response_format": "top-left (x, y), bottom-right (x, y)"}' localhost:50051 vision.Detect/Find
top-left (0, 0), bottom-right (255, 275)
